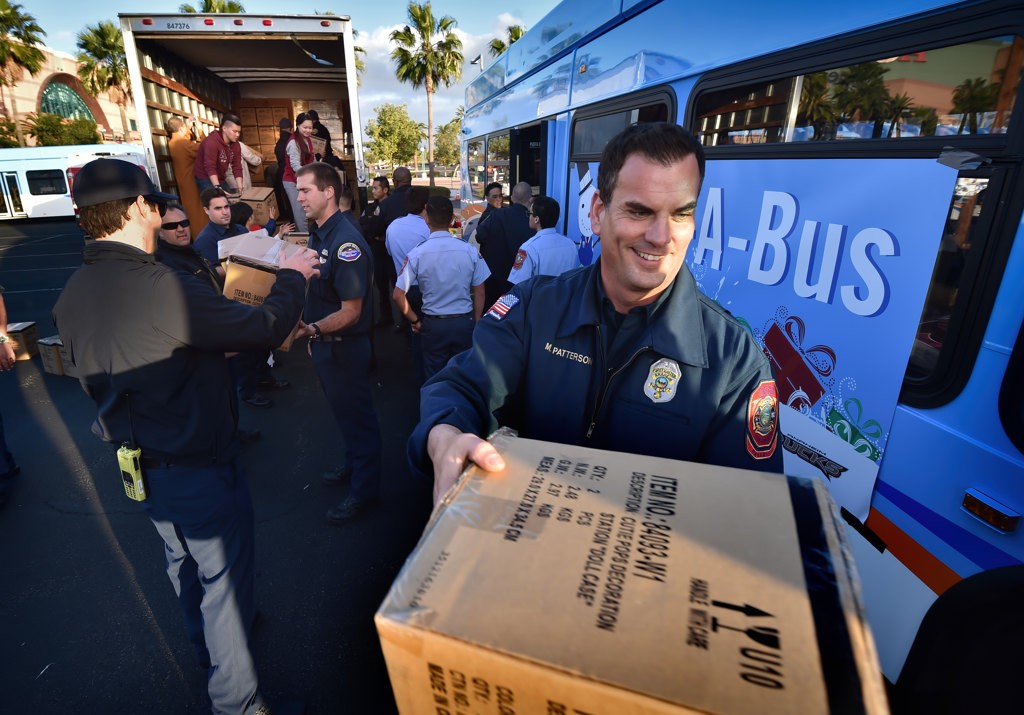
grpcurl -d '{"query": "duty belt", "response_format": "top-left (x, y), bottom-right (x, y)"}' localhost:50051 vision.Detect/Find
top-left (424, 312), bottom-right (472, 320)
top-left (316, 332), bottom-right (368, 342)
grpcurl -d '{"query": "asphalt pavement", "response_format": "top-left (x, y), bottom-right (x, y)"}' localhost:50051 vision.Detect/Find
top-left (0, 218), bottom-right (433, 714)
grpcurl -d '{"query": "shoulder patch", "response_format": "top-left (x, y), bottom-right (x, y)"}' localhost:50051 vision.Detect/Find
top-left (512, 249), bottom-right (527, 271)
top-left (337, 242), bottom-right (362, 262)
top-left (746, 380), bottom-right (779, 460)
top-left (485, 293), bottom-right (520, 321)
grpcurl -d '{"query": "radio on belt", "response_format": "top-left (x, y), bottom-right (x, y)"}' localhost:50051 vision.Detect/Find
top-left (376, 428), bottom-right (888, 715)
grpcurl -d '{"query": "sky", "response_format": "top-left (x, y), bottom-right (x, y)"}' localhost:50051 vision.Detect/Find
top-left (28, 0), bottom-right (555, 139)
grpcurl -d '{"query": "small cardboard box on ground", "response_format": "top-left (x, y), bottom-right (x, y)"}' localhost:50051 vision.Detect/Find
top-left (376, 429), bottom-right (888, 715)
top-left (36, 335), bottom-right (65, 375)
top-left (219, 231), bottom-right (303, 351)
top-left (238, 187), bottom-right (278, 227)
top-left (6, 321), bottom-right (38, 360)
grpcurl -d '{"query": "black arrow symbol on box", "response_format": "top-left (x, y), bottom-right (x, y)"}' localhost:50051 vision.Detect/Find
top-left (711, 600), bottom-right (774, 618)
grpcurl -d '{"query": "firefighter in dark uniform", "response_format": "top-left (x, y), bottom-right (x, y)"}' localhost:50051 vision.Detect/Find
top-left (409, 123), bottom-right (783, 502)
top-left (293, 162), bottom-right (383, 525)
top-left (52, 158), bottom-right (320, 714)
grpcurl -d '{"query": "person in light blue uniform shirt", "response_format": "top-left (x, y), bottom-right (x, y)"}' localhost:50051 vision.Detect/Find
top-left (385, 186), bottom-right (431, 275)
top-left (507, 195), bottom-right (580, 285)
top-left (394, 196), bottom-right (490, 381)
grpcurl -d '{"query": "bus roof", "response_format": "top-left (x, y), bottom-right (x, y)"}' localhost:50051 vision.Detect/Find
top-left (0, 144), bottom-right (145, 162)
top-left (467, 0), bottom-right (973, 110)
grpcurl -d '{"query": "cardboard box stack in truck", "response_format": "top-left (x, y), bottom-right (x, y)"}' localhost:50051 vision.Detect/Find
top-left (118, 12), bottom-right (366, 208)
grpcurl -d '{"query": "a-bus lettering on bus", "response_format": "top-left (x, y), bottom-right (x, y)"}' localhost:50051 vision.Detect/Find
top-left (695, 188), bottom-right (897, 318)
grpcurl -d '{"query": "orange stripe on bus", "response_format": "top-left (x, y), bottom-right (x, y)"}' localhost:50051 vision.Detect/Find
top-left (865, 507), bottom-right (961, 596)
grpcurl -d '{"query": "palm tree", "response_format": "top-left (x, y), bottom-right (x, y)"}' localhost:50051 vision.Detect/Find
top-left (76, 21), bottom-right (132, 140)
top-left (885, 92), bottom-right (914, 138)
top-left (390, 1), bottom-right (463, 186)
top-left (952, 77), bottom-right (1000, 135)
top-left (796, 72), bottom-right (835, 141)
top-left (832, 62), bottom-right (890, 138)
top-left (488, 24), bottom-right (525, 58)
top-left (353, 28), bottom-right (366, 87)
top-left (178, 0), bottom-right (245, 12)
top-left (0, 0), bottom-right (46, 147)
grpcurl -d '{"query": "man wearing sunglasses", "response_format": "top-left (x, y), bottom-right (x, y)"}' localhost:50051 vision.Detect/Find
top-left (53, 158), bottom-right (320, 715)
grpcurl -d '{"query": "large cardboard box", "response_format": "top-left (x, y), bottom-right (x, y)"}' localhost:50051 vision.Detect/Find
top-left (377, 430), bottom-right (887, 715)
top-left (310, 135), bottom-right (327, 158)
top-left (238, 187), bottom-right (278, 227)
top-left (36, 335), bottom-right (64, 376)
top-left (281, 231), bottom-right (309, 248)
top-left (220, 232), bottom-right (304, 351)
top-left (7, 321), bottom-right (38, 360)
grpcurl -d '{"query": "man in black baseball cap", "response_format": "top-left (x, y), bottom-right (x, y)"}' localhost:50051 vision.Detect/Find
top-left (73, 157), bottom-right (177, 210)
top-left (54, 154), bottom-right (320, 714)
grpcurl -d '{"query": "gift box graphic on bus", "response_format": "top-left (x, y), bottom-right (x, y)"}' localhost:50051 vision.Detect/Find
top-left (761, 315), bottom-right (836, 413)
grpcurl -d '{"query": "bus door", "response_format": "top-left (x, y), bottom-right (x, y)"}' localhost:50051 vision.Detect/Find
top-left (0, 171), bottom-right (25, 219)
top-left (509, 122), bottom-right (547, 197)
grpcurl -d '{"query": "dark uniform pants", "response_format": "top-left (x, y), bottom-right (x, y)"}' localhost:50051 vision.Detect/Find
top-left (311, 336), bottom-right (383, 503)
top-left (142, 461), bottom-right (263, 715)
top-left (421, 314), bottom-right (474, 381)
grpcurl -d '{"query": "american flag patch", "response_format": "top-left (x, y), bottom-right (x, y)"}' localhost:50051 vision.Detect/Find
top-left (486, 293), bottom-right (520, 320)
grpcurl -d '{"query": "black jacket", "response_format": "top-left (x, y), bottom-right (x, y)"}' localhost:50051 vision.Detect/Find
top-left (53, 240), bottom-right (305, 465)
top-left (373, 183), bottom-right (412, 241)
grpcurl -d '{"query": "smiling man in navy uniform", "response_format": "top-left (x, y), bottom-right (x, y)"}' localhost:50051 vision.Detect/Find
top-left (293, 162), bottom-right (383, 524)
top-left (409, 122), bottom-right (782, 502)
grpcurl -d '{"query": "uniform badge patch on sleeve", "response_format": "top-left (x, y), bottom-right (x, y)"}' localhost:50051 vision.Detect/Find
top-left (486, 293), bottom-right (520, 320)
top-left (746, 380), bottom-right (779, 460)
top-left (513, 249), bottom-right (527, 271)
top-left (338, 242), bottom-right (362, 262)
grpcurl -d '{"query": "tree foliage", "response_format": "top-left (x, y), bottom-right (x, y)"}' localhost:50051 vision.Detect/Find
top-left (390, 1), bottom-right (463, 184)
top-left (178, 0), bottom-right (245, 12)
top-left (952, 77), bottom-right (1000, 134)
top-left (365, 103), bottom-right (424, 167)
top-left (433, 113), bottom-right (461, 167)
top-left (76, 21), bottom-right (132, 136)
top-left (0, 117), bottom-right (18, 147)
top-left (488, 24), bottom-right (525, 58)
top-left (0, 0), bottom-right (45, 145)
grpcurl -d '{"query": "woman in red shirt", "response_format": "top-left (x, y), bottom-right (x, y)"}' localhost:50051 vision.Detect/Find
top-left (282, 113), bottom-right (315, 232)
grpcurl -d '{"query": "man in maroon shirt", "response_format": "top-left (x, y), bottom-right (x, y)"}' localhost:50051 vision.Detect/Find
top-left (194, 113), bottom-right (243, 194)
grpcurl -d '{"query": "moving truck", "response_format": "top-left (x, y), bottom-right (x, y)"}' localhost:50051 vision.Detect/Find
top-left (119, 12), bottom-right (366, 201)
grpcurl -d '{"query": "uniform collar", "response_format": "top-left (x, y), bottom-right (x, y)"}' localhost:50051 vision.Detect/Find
top-left (83, 238), bottom-right (155, 265)
top-left (426, 229), bottom-right (452, 240)
top-left (310, 209), bottom-right (342, 235)
top-left (556, 261), bottom-right (709, 368)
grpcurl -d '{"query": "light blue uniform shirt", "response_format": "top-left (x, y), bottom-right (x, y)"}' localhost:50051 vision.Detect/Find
top-left (397, 231), bottom-right (491, 316)
top-left (386, 214), bottom-right (429, 275)
top-left (507, 227), bottom-right (580, 284)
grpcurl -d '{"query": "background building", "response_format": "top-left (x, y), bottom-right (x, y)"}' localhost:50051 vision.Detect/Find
top-left (3, 43), bottom-right (140, 145)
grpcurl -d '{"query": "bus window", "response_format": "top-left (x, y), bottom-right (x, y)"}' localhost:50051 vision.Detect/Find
top-left (571, 102), bottom-right (670, 158)
top-left (468, 138), bottom-right (484, 199)
top-left (695, 36), bottom-right (1021, 146)
top-left (908, 177), bottom-right (990, 379)
top-left (26, 169), bottom-right (67, 196)
top-left (487, 132), bottom-right (510, 194)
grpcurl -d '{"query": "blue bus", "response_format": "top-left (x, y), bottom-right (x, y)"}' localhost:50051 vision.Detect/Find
top-left (461, 0), bottom-right (1024, 698)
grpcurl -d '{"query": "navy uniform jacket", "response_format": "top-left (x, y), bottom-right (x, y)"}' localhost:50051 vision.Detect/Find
top-left (305, 210), bottom-right (374, 334)
top-left (474, 203), bottom-right (533, 285)
top-left (53, 241), bottom-right (305, 465)
top-left (409, 261), bottom-right (783, 475)
top-left (193, 221), bottom-right (247, 270)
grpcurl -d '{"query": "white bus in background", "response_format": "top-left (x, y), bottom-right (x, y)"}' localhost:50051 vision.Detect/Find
top-left (0, 144), bottom-right (147, 220)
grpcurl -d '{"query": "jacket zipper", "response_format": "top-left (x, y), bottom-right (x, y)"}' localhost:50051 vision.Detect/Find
top-left (586, 324), bottom-right (652, 438)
